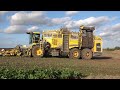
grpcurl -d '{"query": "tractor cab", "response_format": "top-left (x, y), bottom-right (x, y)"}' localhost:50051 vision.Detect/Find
top-left (26, 32), bottom-right (40, 45)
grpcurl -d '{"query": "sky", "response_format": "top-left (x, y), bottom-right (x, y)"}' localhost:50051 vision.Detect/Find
top-left (0, 11), bottom-right (120, 48)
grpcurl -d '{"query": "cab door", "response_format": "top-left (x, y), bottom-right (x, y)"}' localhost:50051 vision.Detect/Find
top-left (94, 39), bottom-right (102, 52)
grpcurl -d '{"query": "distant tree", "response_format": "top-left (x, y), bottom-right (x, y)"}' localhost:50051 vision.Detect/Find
top-left (105, 47), bottom-right (114, 51)
top-left (114, 46), bottom-right (120, 50)
top-left (106, 48), bottom-right (109, 50)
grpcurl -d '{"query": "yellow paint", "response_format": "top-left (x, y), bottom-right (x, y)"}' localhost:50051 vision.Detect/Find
top-left (42, 29), bottom-right (102, 53)
top-left (73, 51), bottom-right (79, 57)
top-left (86, 52), bottom-right (90, 57)
top-left (93, 36), bottom-right (102, 53)
top-left (33, 32), bottom-right (40, 34)
top-left (36, 48), bottom-right (43, 56)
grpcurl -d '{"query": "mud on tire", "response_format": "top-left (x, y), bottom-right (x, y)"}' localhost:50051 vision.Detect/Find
top-left (69, 48), bottom-right (80, 59)
top-left (32, 45), bottom-right (43, 57)
top-left (81, 48), bottom-right (93, 60)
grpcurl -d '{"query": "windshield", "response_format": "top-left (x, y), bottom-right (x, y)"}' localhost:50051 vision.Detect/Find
top-left (29, 34), bottom-right (40, 44)
top-left (29, 34), bottom-right (33, 44)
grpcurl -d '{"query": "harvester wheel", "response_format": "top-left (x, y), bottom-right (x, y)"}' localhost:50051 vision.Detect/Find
top-left (69, 48), bottom-right (80, 59)
top-left (32, 45), bottom-right (43, 57)
top-left (81, 48), bottom-right (93, 60)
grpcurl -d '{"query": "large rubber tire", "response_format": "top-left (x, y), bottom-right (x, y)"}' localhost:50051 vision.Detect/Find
top-left (32, 45), bottom-right (43, 57)
top-left (81, 48), bottom-right (93, 60)
top-left (69, 48), bottom-right (80, 59)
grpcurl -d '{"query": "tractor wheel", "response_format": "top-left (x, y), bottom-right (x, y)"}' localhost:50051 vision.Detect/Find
top-left (32, 45), bottom-right (43, 57)
top-left (81, 48), bottom-right (93, 60)
top-left (69, 48), bottom-right (80, 59)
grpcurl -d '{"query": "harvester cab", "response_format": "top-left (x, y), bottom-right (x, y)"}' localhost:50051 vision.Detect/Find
top-left (24, 31), bottom-right (44, 57)
top-left (26, 32), bottom-right (40, 45)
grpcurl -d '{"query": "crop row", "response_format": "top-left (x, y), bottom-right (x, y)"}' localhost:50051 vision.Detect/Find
top-left (0, 68), bottom-right (85, 79)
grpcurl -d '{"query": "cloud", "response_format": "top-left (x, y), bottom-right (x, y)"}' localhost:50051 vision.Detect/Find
top-left (0, 11), bottom-right (8, 15)
top-left (7, 13), bottom-right (117, 34)
top-left (4, 25), bottom-right (40, 34)
top-left (10, 11), bottom-right (73, 27)
top-left (99, 23), bottom-right (120, 37)
top-left (110, 23), bottom-right (120, 31)
top-left (65, 11), bottom-right (79, 16)
top-left (4, 25), bottom-right (27, 34)
top-left (64, 16), bottom-right (115, 29)
top-left (10, 11), bottom-right (115, 30)
top-left (10, 11), bottom-right (50, 25)
top-left (51, 17), bottom-right (71, 25)
top-left (0, 29), bottom-right (3, 33)
top-left (99, 23), bottom-right (120, 48)
top-left (0, 11), bottom-right (8, 22)
top-left (27, 26), bottom-right (39, 32)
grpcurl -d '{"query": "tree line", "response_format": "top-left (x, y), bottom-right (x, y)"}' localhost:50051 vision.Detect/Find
top-left (104, 46), bottom-right (120, 51)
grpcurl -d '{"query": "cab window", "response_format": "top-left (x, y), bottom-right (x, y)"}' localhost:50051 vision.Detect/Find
top-left (44, 34), bottom-right (52, 37)
top-left (71, 34), bottom-right (78, 39)
top-left (53, 34), bottom-right (57, 38)
top-left (58, 34), bottom-right (62, 38)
